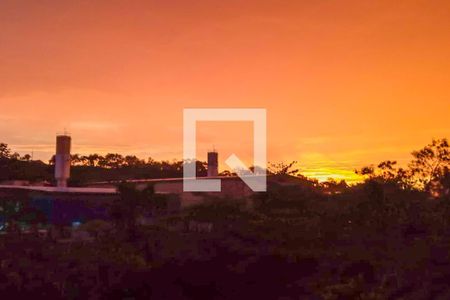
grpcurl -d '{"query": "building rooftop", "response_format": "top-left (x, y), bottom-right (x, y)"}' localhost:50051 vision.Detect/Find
top-left (0, 185), bottom-right (117, 194)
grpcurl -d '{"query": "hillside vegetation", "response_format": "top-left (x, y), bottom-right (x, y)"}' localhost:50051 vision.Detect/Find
top-left (0, 138), bottom-right (450, 298)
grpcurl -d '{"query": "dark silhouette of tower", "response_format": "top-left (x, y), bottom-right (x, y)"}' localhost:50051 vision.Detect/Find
top-left (207, 151), bottom-right (218, 177)
top-left (55, 134), bottom-right (71, 188)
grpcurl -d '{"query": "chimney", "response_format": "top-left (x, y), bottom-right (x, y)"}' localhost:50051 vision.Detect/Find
top-left (55, 134), bottom-right (71, 188)
top-left (207, 151), bottom-right (218, 177)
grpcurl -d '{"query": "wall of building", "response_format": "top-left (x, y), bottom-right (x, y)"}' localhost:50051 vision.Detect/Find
top-left (153, 177), bottom-right (255, 207)
top-left (0, 187), bottom-right (118, 226)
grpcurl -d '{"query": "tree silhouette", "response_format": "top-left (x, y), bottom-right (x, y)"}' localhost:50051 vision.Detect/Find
top-left (124, 155), bottom-right (144, 166)
top-left (99, 153), bottom-right (125, 168)
top-left (21, 154), bottom-right (32, 161)
top-left (82, 154), bottom-right (101, 167)
top-left (110, 183), bottom-right (160, 239)
top-left (0, 143), bottom-right (10, 159)
top-left (9, 152), bottom-right (20, 160)
top-left (71, 154), bottom-right (81, 166)
top-left (409, 138), bottom-right (450, 190)
top-left (268, 161), bottom-right (299, 175)
top-left (357, 160), bottom-right (413, 189)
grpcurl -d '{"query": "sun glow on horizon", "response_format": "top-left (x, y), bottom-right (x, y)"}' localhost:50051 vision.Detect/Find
top-left (301, 169), bottom-right (363, 184)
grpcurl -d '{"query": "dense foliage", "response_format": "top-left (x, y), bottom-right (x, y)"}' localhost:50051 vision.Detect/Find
top-left (1, 138), bottom-right (450, 298)
top-left (0, 143), bottom-right (208, 184)
top-left (1, 179), bottom-right (450, 299)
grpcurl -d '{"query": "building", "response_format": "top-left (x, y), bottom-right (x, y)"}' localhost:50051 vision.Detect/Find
top-left (0, 134), bottom-right (271, 227)
top-left (55, 134), bottom-right (71, 188)
top-left (207, 150), bottom-right (218, 177)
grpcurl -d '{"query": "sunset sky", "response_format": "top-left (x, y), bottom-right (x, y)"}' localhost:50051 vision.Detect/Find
top-left (1, 0), bottom-right (449, 182)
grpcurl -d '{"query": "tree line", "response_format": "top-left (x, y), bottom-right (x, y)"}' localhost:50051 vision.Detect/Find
top-left (1, 138), bottom-right (449, 194)
top-left (1, 138), bottom-right (450, 298)
top-left (355, 138), bottom-right (450, 196)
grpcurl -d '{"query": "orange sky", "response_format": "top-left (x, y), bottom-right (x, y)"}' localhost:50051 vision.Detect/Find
top-left (1, 0), bottom-right (449, 183)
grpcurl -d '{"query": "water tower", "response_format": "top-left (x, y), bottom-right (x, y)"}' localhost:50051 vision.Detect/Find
top-left (207, 150), bottom-right (218, 177)
top-left (55, 134), bottom-right (71, 188)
